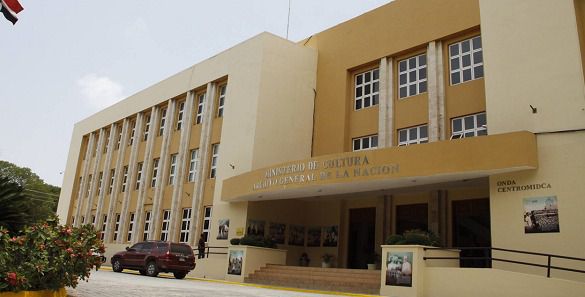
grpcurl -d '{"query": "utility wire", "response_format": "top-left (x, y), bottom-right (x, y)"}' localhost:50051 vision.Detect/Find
top-left (286, 0), bottom-right (291, 40)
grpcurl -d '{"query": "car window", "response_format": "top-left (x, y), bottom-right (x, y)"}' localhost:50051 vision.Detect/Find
top-left (130, 243), bottom-right (144, 251)
top-left (171, 244), bottom-right (193, 256)
top-left (156, 242), bottom-right (169, 253)
top-left (142, 242), bottom-right (155, 251)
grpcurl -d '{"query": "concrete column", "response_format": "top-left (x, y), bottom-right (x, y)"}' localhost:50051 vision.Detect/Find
top-left (378, 57), bottom-right (394, 147)
top-left (189, 82), bottom-right (217, 245)
top-left (427, 41), bottom-right (446, 142)
top-left (94, 124), bottom-right (117, 230)
top-left (169, 92), bottom-right (195, 242)
top-left (150, 99), bottom-right (177, 240)
top-left (428, 191), bottom-right (440, 236)
top-left (83, 128), bottom-right (106, 224)
top-left (104, 119), bottom-right (130, 243)
top-left (73, 132), bottom-right (96, 227)
top-left (117, 113), bottom-right (144, 243)
top-left (438, 190), bottom-right (448, 246)
top-left (436, 41), bottom-right (446, 141)
top-left (133, 107), bottom-right (160, 243)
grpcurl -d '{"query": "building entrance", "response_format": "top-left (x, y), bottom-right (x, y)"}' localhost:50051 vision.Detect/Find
top-left (452, 198), bottom-right (491, 267)
top-left (347, 207), bottom-right (376, 269)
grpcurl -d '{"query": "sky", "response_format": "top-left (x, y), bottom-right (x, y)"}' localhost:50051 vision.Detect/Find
top-left (0, 0), bottom-right (391, 187)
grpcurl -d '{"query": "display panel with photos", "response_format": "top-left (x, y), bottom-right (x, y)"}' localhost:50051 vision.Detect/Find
top-left (268, 222), bottom-right (286, 244)
top-left (307, 227), bottom-right (321, 247)
top-left (227, 250), bottom-right (243, 275)
top-left (386, 252), bottom-right (413, 287)
top-left (217, 219), bottom-right (230, 240)
top-left (246, 219), bottom-right (266, 236)
top-left (523, 196), bottom-right (560, 233)
top-left (288, 225), bottom-right (305, 246)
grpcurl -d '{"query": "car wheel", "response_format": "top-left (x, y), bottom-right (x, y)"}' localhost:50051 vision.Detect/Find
top-left (139, 269), bottom-right (146, 276)
top-left (146, 261), bottom-right (159, 277)
top-left (112, 259), bottom-right (123, 272)
top-left (173, 272), bottom-right (187, 279)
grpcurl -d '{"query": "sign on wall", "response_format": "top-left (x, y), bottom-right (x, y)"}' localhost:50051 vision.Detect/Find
top-left (322, 226), bottom-right (338, 247)
top-left (386, 252), bottom-right (413, 287)
top-left (288, 225), bottom-right (305, 246)
top-left (227, 250), bottom-right (243, 275)
top-left (246, 219), bottom-right (265, 236)
top-left (307, 227), bottom-right (321, 247)
top-left (523, 196), bottom-right (560, 233)
top-left (217, 219), bottom-right (230, 240)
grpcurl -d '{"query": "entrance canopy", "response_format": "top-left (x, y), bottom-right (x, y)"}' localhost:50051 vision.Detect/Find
top-left (222, 131), bottom-right (537, 202)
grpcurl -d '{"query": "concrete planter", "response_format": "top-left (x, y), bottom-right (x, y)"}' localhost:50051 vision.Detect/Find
top-left (0, 288), bottom-right (66, 297)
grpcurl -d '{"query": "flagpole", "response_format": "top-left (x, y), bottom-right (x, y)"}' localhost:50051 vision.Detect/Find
top-left (286, 0), bottom-right (291, 40)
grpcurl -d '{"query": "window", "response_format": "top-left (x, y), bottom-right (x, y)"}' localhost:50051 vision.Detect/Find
top-left (116, 130), bottom-right (122, 150)
top-left (202, 206), bottom-right (212, 243)
top-left (91, 215), bottom-right (96, 225)
top-left (180, 208), bottom-right (192, 243)
top-left (143, 115), bottom-right (151, 141)
top-left (399, 54), bottom-right (427, 98)
top-left (86, 175), bottom-right (92, 197)
top-left (210, 144), bottom-right (219, 178)
top-left (159, 108), bottom-right (167, 136)
top-left (217, 85), bottom-right (226, 118)
top-left (97, 172), bottom-right (103, 196)
top-left (104, 130), bottom-right (110, 153)
top-left (176, 102), bottom-right (185, 130)
top-left (187, 149), bottom-right (199, 182)
top-left (354, 68), bottom-right (379, 110)
top-left (451, 112), bottom-right (487, 139)
top-left (151, 158), bottom-right (159, 188)
top-left (127, 213), bottom-right (135, 242)
top-left (81, 216), bottom-right (85, 225)
top-left (121, 166), bottom-right (128, 193)
top-left (135, 162), bottom-right (143, 190)
top-left (398, 125), bottom-right (429, 146)
top-left (195, 93), bottom-right (205, 124)
top-left (128, 120), bottom-right (136, 146)
top-left (168, 154), bottom-right (177, 185)
top-left (113, 213), bottom-right (121, 241)
top-left (449, 36), bottom-right (483, 85)
top-left (352, 135), bottom-right (378, 151)
top-left (160, 210), bottom-right (170, 241)
top-left (108, 169), bottom-right (115, 194)
top-left (100, 215), bottom-right (107, 240)
top-left (143, 211), bottom-right (152, 241)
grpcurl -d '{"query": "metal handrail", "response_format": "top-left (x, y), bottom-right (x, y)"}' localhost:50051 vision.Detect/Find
top-left (423, 246), bottom-right (585, 278)
top-left (195, 246), bottom-right (228, 258)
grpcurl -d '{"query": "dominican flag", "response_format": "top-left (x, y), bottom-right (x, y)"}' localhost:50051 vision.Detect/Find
top-left (1, 0), bottom-right (24, 25)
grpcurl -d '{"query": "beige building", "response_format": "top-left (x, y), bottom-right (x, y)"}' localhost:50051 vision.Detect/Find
top-left (58, 0), bottom-right (585, 295)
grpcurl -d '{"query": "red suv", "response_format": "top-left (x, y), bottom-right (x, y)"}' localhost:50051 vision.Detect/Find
top-left (111, 241), bottom-right (195, 279)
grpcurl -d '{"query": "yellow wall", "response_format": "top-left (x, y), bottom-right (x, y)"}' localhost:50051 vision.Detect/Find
top-left (306, 0), bottom-right (481, 156)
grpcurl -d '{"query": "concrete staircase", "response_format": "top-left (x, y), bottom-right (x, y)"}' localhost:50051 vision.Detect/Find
top-left (244, 264), bottom-right (381, 295)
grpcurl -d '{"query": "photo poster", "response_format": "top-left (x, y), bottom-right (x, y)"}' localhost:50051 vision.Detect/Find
top-left (322, 225), bottom-right (338, 247)
top-left (288, 225), bottom-right (305, 246)
top-left (307, 226), bottom-right (321, 247)
top-left (268, 222), bottom-right (286, 244)
top-left (217, 219), bottom-right (230, 240)
top-left (246, 219), bottom-right (266, 237)
top-left (227, 250), bottom-right (244, 275)
top-left (523, 196), bottom-right (560, 234)
top-left (385, 252), bottom-right (413, 287)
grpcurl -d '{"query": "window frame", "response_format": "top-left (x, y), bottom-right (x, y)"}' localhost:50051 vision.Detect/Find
top-left (113, 213), bottom-right (121, 241)
top-left (151, 158), bottom-right (160, 188)
top-left (398, 124), bottom-right (429, 146)
top-left (353, 68), bottom-right (380, 111)
top-left (168, 154), bottom-right (177, 185)
top-left (176, 101), bottom-right (185, 130)
top-left (143, 114), bottom-right (151, 141)
top-left (202, 206), bottom-right (212, 243)
top-left (187, 149), bottom-right (199, 182)
top-left (127, 212), bottom-right (135, 242)
top-left (398, 53), bottom-right (428, 99)
top-left (210, 143), bottom-right (219, 178)
top-left (195, 93), bottom-right (205, 125)
top-left (352, 135), bottom-right (379, 151)
top-left (217, 85), bottom-right (226, 118)
top-left (449, 35), bottom-right (484, 85)
top-left (179, 208), bottom-right (192, 243)
top-left (451, 112), bottom-right (487, 139)
top-left (135, 162), bottom-right (143, 190)
top-left (160, 210), bottom-right (171, 242)
top-left (143, 211), bottom-right (152, 241)
top-left (159, 108), bottom-right (167, 136)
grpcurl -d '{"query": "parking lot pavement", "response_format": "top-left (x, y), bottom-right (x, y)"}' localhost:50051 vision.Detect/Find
top-left (66, 269), bottom-right (355, 297)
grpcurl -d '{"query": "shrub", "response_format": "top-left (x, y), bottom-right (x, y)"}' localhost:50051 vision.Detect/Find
top-left (385, 229), bottom-right (440, 247)
top-left (237, 235), bottom-right (276, 249)
top-left (230, 238), bottom-right (241, 245)
top-left (0, 216), bottom-right (104, 292)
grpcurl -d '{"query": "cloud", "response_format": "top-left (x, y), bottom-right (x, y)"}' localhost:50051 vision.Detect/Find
top-left (77, 74), bottom-right (125, 110)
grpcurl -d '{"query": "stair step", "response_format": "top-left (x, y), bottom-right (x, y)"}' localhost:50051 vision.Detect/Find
top-left (245, 265), bottom-right (381, 295)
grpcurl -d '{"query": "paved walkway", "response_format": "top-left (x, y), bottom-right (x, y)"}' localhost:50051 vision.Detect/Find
top-left (66, 269), bottom-right (361, 297)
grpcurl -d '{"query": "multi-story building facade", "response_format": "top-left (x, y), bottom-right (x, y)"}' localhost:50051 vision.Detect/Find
top-left (58, 0), bottom-right (585, 294)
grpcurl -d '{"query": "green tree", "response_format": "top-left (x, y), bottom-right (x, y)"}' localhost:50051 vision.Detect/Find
top-left (0, 160), bottom-right (60, 214)
top-left (0, 176), bottom-right (35, 233)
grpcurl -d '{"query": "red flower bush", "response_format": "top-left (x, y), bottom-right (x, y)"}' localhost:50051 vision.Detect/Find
top-left (0, 216), bottom-right (104, 292)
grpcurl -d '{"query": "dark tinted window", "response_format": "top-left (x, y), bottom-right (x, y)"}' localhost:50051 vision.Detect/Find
top-left (171, 244), bottom-right (193, 256)
top-left (157, 242), bottom-right (169, 253)
top-left (130, 243), bottom-right (144, 251)
top-left (142, 242), bottom-right (155, 251)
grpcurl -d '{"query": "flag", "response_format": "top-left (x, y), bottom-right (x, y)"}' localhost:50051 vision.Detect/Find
top-left (1, 0), bottom-right (24, 25)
